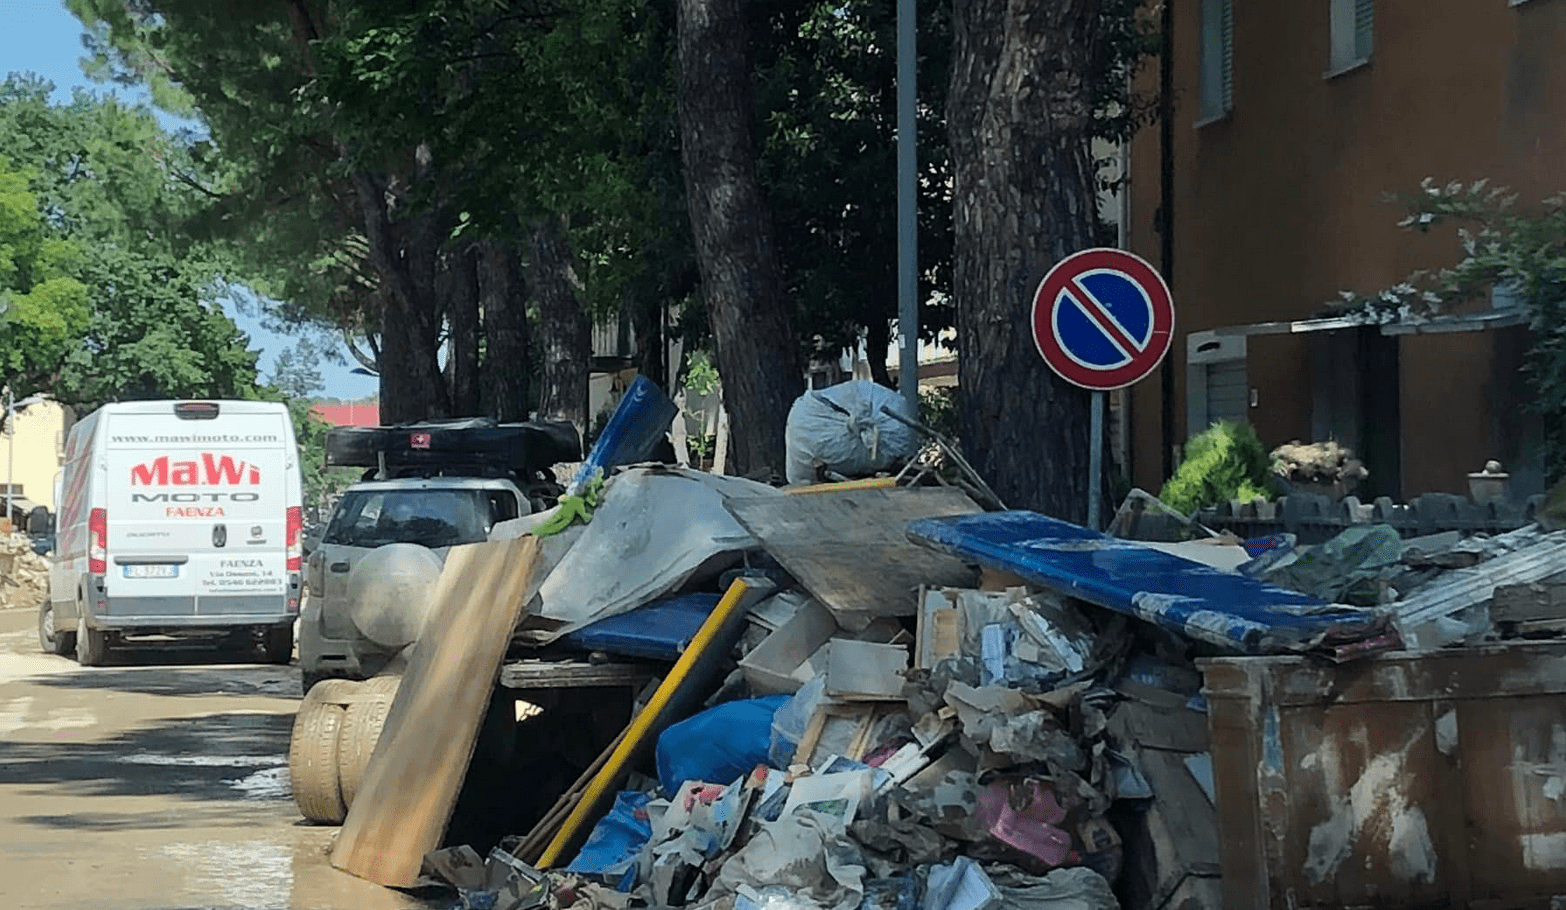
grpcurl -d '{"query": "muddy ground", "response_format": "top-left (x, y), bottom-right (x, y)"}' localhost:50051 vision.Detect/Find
top-left (0, 605), bottom-right (438, 910)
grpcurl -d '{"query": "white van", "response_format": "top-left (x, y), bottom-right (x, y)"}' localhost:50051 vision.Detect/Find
top-left (42, 400), bottom-right (304, 665)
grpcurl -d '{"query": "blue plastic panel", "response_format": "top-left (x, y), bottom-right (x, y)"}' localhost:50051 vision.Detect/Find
top-left (907, 511), bottom-right (1394, 655)
top-left (564, 592), bottom-right (721, 661)
top-left (569, 375), bottom-right (679, 496)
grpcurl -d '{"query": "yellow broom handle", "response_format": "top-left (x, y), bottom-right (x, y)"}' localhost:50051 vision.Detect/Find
top-left (536, 576), bottom-right (754, 868)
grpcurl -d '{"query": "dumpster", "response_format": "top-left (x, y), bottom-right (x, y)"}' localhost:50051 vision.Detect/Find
top-left (1202, 643), bottom-right (1566, 908)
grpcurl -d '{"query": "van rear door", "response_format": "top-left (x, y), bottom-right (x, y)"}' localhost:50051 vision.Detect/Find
top-left (102, 406), bottom-right (293, 612)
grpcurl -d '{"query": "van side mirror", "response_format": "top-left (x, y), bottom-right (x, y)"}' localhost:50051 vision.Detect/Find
top-left (27, 506), bottom-right (52, 535)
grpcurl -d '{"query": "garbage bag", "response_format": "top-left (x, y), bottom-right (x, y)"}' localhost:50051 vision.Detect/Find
top-left (784, 381), bottom-right (919, 484)
top-left (657, 696), bottom-right (790, 794)
top-left (564, 790), bottom-right (653, 881)
top-left (768, 675), bottom-right (829, 768)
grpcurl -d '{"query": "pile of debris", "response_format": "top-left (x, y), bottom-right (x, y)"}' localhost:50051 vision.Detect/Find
top-left (389, 466), bottom-right (1372, 910)
top-left (0, 532), bottom-right (50, 611)
top-left (328, 382), bottom-right (1566, 910)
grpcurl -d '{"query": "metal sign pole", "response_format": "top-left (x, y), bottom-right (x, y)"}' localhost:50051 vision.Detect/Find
top-left (896, 0), bottom-right (918, 416)
top-left (1087, 391), bottom-right (1104, 531)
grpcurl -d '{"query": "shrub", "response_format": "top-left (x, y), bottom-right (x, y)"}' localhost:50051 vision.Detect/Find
top-left (1158, 421), bottom-right (1275, 515)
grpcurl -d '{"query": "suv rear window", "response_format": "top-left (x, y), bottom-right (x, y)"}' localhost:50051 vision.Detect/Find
top-left (323, 489), bottom-right (519, 549)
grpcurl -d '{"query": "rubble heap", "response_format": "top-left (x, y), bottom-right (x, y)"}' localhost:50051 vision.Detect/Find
top-left (0, 532), bottom-right (49, 612)
top-left (343, 386), bottom-right (1566, 910)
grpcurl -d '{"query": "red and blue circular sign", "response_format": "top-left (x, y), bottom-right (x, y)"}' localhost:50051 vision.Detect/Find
top-left (1031, 248), bottom-right (1175, 391)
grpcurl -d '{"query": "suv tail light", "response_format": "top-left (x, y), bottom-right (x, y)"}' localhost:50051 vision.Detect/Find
top-left (286, 506), bottom-right (302, 572)
top-left (89, 508), bottom-right (107, 575)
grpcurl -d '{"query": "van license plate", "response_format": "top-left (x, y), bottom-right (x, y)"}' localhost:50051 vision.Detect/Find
top-left (123, 564), bottom-right (179, 579)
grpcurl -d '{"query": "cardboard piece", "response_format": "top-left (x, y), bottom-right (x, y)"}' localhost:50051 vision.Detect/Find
top-left (781, 769), bottom-right (876, 824)
top-left (739, 598), bottom-right (839, 694)
top-left (330, 536), bottom-right (543, 887)
top-left (916, 587), bottom-right (963, 670)
top-left (826, 640), bottom-right (909, 701)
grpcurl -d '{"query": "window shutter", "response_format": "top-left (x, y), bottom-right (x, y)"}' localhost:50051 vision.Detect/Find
top-left (1354, 0), bottom-right (1374, 61)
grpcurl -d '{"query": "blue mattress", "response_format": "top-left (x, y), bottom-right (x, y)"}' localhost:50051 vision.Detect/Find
top-left (907, 511), bottom-right (1395, 656)
top-left (563, 592), bottom-right (722, 661)
top-left (569, 375), bottom-right (679, 496)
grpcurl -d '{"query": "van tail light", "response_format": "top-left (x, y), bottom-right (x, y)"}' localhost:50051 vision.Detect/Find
top-left (89, 508), bottom-right (107, 575)
top-left (286, 506), bottom-right (302, 572)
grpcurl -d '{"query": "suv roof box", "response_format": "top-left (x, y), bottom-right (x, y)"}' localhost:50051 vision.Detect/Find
top-left (325, 418), bottom-right (581, 474)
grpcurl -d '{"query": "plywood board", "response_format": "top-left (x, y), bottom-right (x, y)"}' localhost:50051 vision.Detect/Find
top-left (726, 487), bottom-right (980, 629)
top-left (330, 535), bottom-right (543, 887)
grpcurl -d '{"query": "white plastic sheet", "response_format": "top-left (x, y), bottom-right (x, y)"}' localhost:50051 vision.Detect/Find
top-left (530, 466), bottom-right (778, 635)
top-left (784, 381), bottom-right (919, 484)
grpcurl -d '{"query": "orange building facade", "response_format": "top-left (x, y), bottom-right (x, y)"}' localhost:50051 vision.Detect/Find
top-left (1123, 0), bottom-right (1566, 500)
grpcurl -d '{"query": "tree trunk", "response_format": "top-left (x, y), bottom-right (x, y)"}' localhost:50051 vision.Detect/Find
top-left (353, 172), bottom-right (448, 423)
top-left (633, 294), bottom-right (667, 391)
top-left (478, 238), bottom-right (533, 422)
top-left (528, 216), bottom-right (591, 433)
top-left (378, 290), bottom-right (447, 424)
top-left (867, 318), bottom-right (892, 388)
top-left (444, 246), bottom-right (482, 416)
top-left (949, 0), bottom-right (1102, 520)
top-left (677, 0), bottom-right (802, 481)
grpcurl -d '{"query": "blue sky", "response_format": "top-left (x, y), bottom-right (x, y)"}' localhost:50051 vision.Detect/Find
top-left (3, 1), bottom-right (379, 402)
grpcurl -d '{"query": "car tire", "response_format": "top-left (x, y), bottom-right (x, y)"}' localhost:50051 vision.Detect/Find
top-left (75, 618), bottom-right (109, 667)
top-left (38, 603), bottom-right (72, 656)
top-left (289, 680), bottom-right (357, 825)
top-left (262, 624), bottom-right (294, 664)
top-left (336, 680), bottom-right (398, 809)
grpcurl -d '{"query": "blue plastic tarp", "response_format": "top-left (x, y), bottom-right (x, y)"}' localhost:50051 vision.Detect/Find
top-left (569, 375), bottom-right (679, 496)
top-left (907, 511), bottom-right (1396, 656)
top-left (563, 592), bottom-right (722, 661)
top-left (564, 790), bottom-right (653, 885)
top-left (655, 696), bottom-right (789, 795)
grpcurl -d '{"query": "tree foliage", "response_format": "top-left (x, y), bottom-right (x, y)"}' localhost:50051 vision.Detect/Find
top-left (56, 0), bottom-right (1161, 505)
top-left (0, 157), bottom-right (91, 393)
top-left (54, 249), bottom-right (259, 412)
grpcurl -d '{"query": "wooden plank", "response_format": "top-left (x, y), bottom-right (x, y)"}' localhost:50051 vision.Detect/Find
top-left (1493, 581), bottom-right (1566, 624)
top-left (330, 536), bottom-right (543, 887)
top-left (1110, 699), bottom-right (1210, 756)
top-left (1116, 742), bottom-right (1224, 910)
top-left (499, 660), bottom-right (653, 690)
top-left (726, 487), bottom-right (980, 629)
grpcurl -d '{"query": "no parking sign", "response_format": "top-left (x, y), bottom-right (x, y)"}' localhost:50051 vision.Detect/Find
top-left (1031, 248), bottom-right (1174, 391)
top-left (1031, 248), bottom-right (1175, 529)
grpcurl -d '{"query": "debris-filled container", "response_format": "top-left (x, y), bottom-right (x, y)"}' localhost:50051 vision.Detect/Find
top-left (1202, 643), bottom-right (1566, 909)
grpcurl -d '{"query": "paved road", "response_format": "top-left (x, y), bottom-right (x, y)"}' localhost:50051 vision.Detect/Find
top-left (0, 605), bottom-right (435, 910)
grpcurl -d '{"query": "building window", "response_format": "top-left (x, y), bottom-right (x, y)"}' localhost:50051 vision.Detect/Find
top-left (1198, 0), bottom-right (1234, 121)
top-left (1329, 0), bottom-right (1374, 74)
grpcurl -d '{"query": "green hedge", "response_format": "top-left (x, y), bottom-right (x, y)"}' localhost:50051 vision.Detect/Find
top-left (1159, 421), bottom-right (1275, 516)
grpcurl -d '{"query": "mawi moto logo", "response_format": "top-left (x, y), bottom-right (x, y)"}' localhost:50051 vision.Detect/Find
top-left (131, 454), bottom-right (262, 486)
